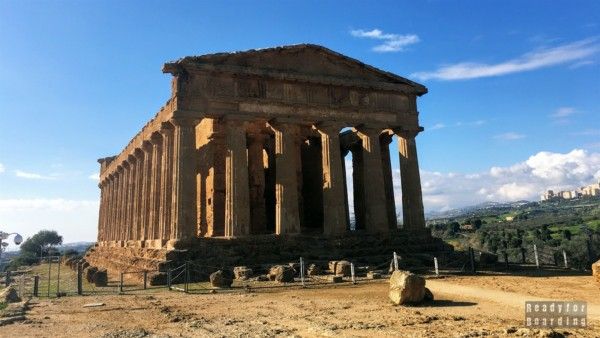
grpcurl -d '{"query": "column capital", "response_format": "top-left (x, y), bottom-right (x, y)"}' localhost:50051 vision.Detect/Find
top-left (149, 132), bottom-right (163, 145)
top-left (127, 154), bottom-right (137, 164)
top-left (267, 121), bottom-right (300, 135)
top-left (379, 131), bottom-right (394, 145)
top-left (142, 140), bottom-right (153, 152)
top-left (393, 126), bottom-right (424, 139)
top-left (120, 162), bottom-right (129, 169)
top-left (352, 125), bottom-right (386, 137)
top-left (314, 121), bottom-right (345, 135)
top-left (170, 116), bottom-right (200, 127)
top-left (160, 121), bottom-right (174, 133)
top-left (133, 148), bottom-right (144, 159)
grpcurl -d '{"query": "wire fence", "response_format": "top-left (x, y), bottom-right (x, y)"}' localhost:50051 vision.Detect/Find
top-left (3, 245), bottom-right (587, 300)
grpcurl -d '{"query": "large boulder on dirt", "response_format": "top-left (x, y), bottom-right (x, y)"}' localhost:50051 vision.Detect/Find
top-left (335, 261), bottom-right (351, 276)
top-left (233, 266), bottom-right (253, 280)
top-left (307, 264), bottom-right (322, 276)
top-left (593, 260), bottom-right (600, 284)
top-left (94, 269), bottom-right (108, 287)
top-left (389, 270), bottom-right (428, 305)
top-left (210, 270), bottom-right (233, 288)
top-left (268, 265), bottom-right (295, 283)
top-left (0, 285), bottom-right (21, 303)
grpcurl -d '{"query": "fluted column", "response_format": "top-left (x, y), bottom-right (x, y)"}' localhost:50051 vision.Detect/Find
top-left (127, 156), bottom-right (138, 242)
top-left (133, 149), bottom-right (144, 243)
top-left (223, 120), bottom-right (251, 237)
top-left (316, 122), bottom-right (347, 235)
top-left (148, 133), bottom-right (163, 245)
top-left (380, 132), bottom-right (397, 229)
top-left (159, 123), bottom-right (174, 245)
top-left (271, 123), bottom-right (301, 234)
top-left (354, 126), bottom-right (388, 233)
top-left (140, 141), bottom-right (153, 243)
top-left (247, 131), bottom-right (267, 235)
top-left (116, 165), bottom-right (126, 243)
top-left (396, 129), bottom-right (425, 229)
top-left (97, 181), bottom-right (106, 242)
top-left (107, 175), bottom-right (116, 242)
top-left (169, 117), bottom-right (199, 246)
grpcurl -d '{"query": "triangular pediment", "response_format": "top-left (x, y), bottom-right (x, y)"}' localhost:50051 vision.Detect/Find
top-left (164, 44), bottom-right (426, 94)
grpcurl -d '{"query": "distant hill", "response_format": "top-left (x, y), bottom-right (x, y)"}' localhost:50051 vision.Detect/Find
top-left (426, 200), bottom-right (533, 220)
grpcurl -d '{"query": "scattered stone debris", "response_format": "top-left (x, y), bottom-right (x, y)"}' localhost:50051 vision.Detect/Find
top-left (100, 328), bottom-right (150, 338)
top-left (210, 270), bottom-right (233, 288)
top-left (593, 259), bottom-right (600, 284)
top-left (233, 266), bottom-right (253, 280)
top-left (330, 275), bottom-right (343, 283)
top-left (334, 260), bottom-right (351, 276)
top-left (83, 303), bottom-right (106, 308)
top-left (268, 265), bottom-right (295, 283)
top-left (307, 264), bottom-right (322, 276)
top-left (367, 271), bottom-right (381, 280)
top-left (0, 286), bottom-right (21, 304)
top-left (389, 270), bottom-right (431, 305)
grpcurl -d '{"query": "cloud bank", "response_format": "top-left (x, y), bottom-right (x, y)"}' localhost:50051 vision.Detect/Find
top-left (412, 38), bottom-right (599, 80)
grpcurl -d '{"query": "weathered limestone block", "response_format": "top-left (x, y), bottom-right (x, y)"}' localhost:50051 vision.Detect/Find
top-left (328, 261), bottom-right (338, 272)
top-left (424, 287), bottom-right (434, 301)
top-left (593, 260), bottom-right (600, 284)
top-left (84, 266), bottom-right (99, 283)
top-left (210, 270), bottom-right (233, 288)
top-left (330, 275), bottom-right (343, 283)
top-left (233, 266), bottom-right (253, 280)
top-left (94, 269), bottom-right (108, 287)
top-left (335, 260), bottom-right (351, 276)
top-left (0, 286), bottom-right (21, 303)
top-left (307, 264), bottom-right (322, 276)
top-left (268, 265), bottom-right (295, 283)
top-left (388, 270), bottom-right (427, 305)
top-left (367, 271), bottom-right (381, 279)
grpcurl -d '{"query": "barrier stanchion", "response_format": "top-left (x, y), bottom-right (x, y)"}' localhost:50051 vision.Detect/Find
top-left (143, 271), bottom-right (148, 290)
top-left (434, 257), bottom-right (439, 277)
top-left (350, 263), bottom-right (356, 284)
top-left (562, 250), bottom-right (569, 269)
top-left (533, 244), bottom-right (540, 269)
top-left (299, 257), bottom-right (305, 287)
top-left (393, 252), bottom-right (399, 271)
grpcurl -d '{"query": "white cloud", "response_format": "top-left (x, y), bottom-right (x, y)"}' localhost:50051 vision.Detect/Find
top-left (411, 38), bottom-right (599, 80)
top-left (0, 163), bottom-right (4, 174)
top-left (429, 123), bottom-right (446, 130)
top-left (88, 172), bottom-right (100, 181)
top-left (569, 60), bottom-right (595, 69)
top-left (0, 198), bottom-right (99, 251)
top-left (550, 107), bottom-right (577, 123)
top-left (350, 28), bottom-right (419, 52)
top-left (14, 170), bottom-right (57, 180)
top-left (493, 132), bottom-right (526, 141)
top-left (572, 129), bottom-right (600, 136)
top-left (417, 149), bottom-right (600, 211)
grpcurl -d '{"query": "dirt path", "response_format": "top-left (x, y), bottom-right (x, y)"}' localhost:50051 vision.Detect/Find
top-left (427, 279), bottom-right (600, 320)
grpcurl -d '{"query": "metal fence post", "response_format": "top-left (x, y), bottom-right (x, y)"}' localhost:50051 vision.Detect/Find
top-left (119, 273), bottom-right (124, 294)
top-left (393, 252), bottom-right (399, 271)
top-left (562, 250), bottom-right (569, 269)
top-left (533, 244), bottom-right (540, 269)
top-left (143, 271), bottom-right (148, 290)
top-left (299, 257), bottom-right (305, 287)
top-left (56, 257), bottom-right (62, 297)
top-left (47, 256), bottom-right (52, 298)
top-left (33, 275), bottom-right (39, 297)
top-left (434, 257), bottom-right (439, 277)
top-left (184, 262), bottom-right (189, 293)
top-left (350, 263), bottom-right (356, 284)
top-left (77, 263), bottom-right (83, 295)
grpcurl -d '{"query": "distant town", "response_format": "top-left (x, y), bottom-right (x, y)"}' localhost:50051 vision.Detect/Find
top-left (541, 180), bottom-right (600, 201)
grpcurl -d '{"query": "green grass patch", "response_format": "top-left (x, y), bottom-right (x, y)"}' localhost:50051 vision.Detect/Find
top-left (0, 302), bottom-right (7, 311)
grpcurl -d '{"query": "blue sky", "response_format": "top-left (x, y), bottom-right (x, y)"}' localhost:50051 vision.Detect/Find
top-left (1, 1), bottom-right (599, 245)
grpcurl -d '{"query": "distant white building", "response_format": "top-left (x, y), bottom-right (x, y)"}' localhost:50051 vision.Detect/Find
top-left (540, 180), bottom-right (600, 201)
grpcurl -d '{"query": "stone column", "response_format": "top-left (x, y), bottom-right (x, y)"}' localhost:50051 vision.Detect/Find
top-left (112, 170), bottom-right (122, 242)
top-left (396, 129), bottom-right (426, 230)
top-left (354, 126), bottom-right (388, 233)
top-left (271, 123), bottom-right (301, 234)
top-left (380, 132), bottom-right (397, 229)
top-left (159, 124), bottom-right (174, 246)
top-left (127, 155), bottom-right (138, 243)
top-left (148, 133), bottom-right (163, 246)
top-left (116, 165), bottom-right (126, 243)
top-left (97, 181), bottom-right (106, 242)
top-left (225, 120), bottom-right (251, 237)
top-left (108, 175), bottom-right (116, 242)
top-left (140, 141), bottom-right (153, 243)
top-left (169, 117), bottom-right (199, 247)
top-left (247, 131), bottom-right (267, 235)
top-left (133, 149), bottom-right (144, 244)
top-left (316, 123), bottom-right (347, 235)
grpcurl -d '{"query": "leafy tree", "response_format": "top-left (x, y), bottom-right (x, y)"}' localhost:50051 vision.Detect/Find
top-left (19, 230), bottom-right (63, 257)
top-left (562, 229), bottom-right (572, 241)
top-left (473, 219), bottom-right (483, 230)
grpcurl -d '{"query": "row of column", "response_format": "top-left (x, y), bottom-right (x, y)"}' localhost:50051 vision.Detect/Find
top-left (98, 117), bottom-right (199, 248)
top-left (97, 117), bottom-right (425, 247)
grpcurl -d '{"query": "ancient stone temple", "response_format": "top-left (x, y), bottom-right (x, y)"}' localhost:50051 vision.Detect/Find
top-left (87, 45), bottom-right (450, 281)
